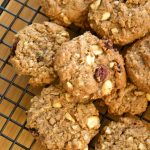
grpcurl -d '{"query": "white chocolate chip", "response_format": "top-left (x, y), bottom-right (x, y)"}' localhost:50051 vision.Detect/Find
top-left (90, 45), bottom-right (103, 55)
top-left (65, 113), bottom-right (75, 122)
top-left (101, 12), bottom-right (111, 21)
top-left (83, 146), bottom-right (88, 150)
top-left (111, 28), bottom-right (119, 34)
top-left (138, 143), bottom-right (146, 150)
top-left (101, 80), bottom-right (113, 96)
top-left (109, 62), bottom-right (115, 68)
top-left (87, 116), bottom-right (100, 129)
top-left (86, 55), bottom-right (95, 65)
top-left (146, 93), bottom-right (150, 101)
top-left (90, 0), bottom-right (101, 10)
top-left (127, 137), bottom-right (134, 143)
top-left (53, 102), bottom-right (62, 108)
top-left (105, 127), bottom-right (111, 134)
top-left (66, 82), bottom-right (73, 89)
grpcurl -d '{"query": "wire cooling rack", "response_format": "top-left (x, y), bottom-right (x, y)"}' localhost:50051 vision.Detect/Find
top-left (0, 0), bottom-right (149, 150)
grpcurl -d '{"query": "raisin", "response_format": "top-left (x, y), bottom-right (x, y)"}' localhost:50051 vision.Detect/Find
top-left (94, 65), bottom-right (108, 82)
top-left (102, 38), bottom-right (113, 50)
top-left (115, 63), bottom-right (121, 73)
top-left (37, 56), bottom-right (44, 62)
top-left (29, 128), bottom-right (39, 137)
top-left (11, 38), bottom-right (20, 56)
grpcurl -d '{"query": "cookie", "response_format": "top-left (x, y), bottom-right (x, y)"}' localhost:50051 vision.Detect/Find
top-left (27, 85), bottom-right (100, 150)
top-left (54, 32), bottom-right (126, 101)
top-left (11, 22), bottom-right (70, 86)
top-left (125, 34), bottom-right (150, 93)
top-left (88, 0), bottom-right (150, 45)
top-left (95, 117), bottom-right (150, 150)
top-left (104, 82), bottom-right (150, 115)
top-left (40, 0), bottom-right (94, 28)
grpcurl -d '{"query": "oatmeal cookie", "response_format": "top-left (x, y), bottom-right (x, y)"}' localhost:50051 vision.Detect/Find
top-left (88, 0), bottom-right (150, 45)
top-left (27, 85), bottom-right (100, 150)
top-left (104, 82), bottom-right (150, 115)
top-left (125, 34), bottom-right (150, 93)
top-left (11, 22), bottom-right (70, 86)
top-left (95, 117), bottom-right (150, 150)
top-left (55, 32), bottom-right (126, 100)
top-left (40, 0), bottom-right (94, 28)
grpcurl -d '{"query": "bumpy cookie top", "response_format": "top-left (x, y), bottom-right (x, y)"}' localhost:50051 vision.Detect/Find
top-left (88, 0), bottom-right (150, 45)
top-left (95, 117), bottom-right (150, 150)
top-left (104, 82), bottom-right (150, 115)
top-left (11, 22), bottom-right (70, 86)
top-left (27, 85), bottom-right (100, 150)
top-left (55, 32), bottom-right (126, 101)
top-left (40, 0), bottom-right (94, 28)
top-left (125, 34), bottom-right (150, 93)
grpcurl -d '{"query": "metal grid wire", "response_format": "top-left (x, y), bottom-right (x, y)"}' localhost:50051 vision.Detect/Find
top-left (0, 0), bottom-right (149, 150)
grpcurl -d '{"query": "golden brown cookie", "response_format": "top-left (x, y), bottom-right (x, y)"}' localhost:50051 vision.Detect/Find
top-left (40, 0), bottom-right (94, 28)
top-left (125, 34), bottom-right (150, 93)
top-left (95, 117), bottom-right (150, 150)
top-left (104, 82), bottom-right (150, 115)
top-left (88, 0), bottom-right (150, 45)
top-left (27, 84), bottom-right (100, 150)
top-left (55, 32), bottom-right (126, 101)
top-left (11, 22), bottom-right (70, 86)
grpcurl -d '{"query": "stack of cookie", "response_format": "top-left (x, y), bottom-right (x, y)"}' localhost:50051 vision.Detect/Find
top-left (11, 0), bottom-right (150, 149)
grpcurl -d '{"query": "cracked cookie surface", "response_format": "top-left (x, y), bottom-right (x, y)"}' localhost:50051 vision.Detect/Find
top-left (104, 82), bottom-right (150, 115)
top-left (95, 117), bottom-right (150, 150)
top-left (55, 32), bottom-right (126, 101)
top-left (125, 34), bottom-right (150, 93)
top-left (40, 0), bottom-right (94, 28)
top-left (88, 0), bottom-right (150, 45)
top-left (11, 22), bottom-right (70, 86)
top-left (27, 85), bottom-right (100, 150)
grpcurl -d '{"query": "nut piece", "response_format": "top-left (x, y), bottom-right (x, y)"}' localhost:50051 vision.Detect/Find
top-left (114, 1), bottom-right (119, 5)
top-left (53, 102), bottom-right (62, 108)
top-left (65, 93), bottom-right (71, 102)
top-left (66, 82), bottom-right (73, 89)
top-left (101, 80), bottom-right (113, 96)
top-left (109, 62), bottom-right (115, 68)
top-left (127, 137), bottom-right (134, 143)
top-left (101, 12), bottom-right (111, 21)
top-left (65, 112), bottom-right (75, 122)
top-left (146, 93), bottom-right (150, 101)
top-left (146, 139), bottom-right (150, 144)
top-left (90, 45), bottom-right (103, 55)
top-left (134, 91), bottom-right (144, 96)
top-left (86, 55), bottom-right (95, 65)
top-left (138, 143), bottom-right (146, 150)
top-left (87, 116), bottom-right (100, 129)
top-left (90, 0), bottom-right (101, 10)
top-left (101, 144), bottom-right (106, 149)
top-left (105, 127), bottom-right (111, 134)
top-left (60, 13), bottom-right (71, 25)
top-left (83, 146), bottom-right (89, 150)
top-left (111, 28), bottom-right (119, 34)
